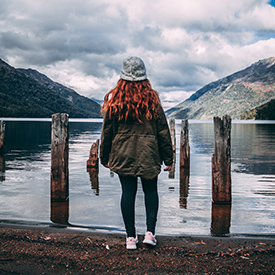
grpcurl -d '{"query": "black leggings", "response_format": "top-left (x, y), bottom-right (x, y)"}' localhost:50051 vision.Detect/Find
top-left (119, 175), bottom-right (159, 237)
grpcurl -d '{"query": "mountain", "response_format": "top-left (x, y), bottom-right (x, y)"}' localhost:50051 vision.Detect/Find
top-left (90, 97), bottom-right (104, 105)
top-left (166, 57), bottom-right (275, 119)
top-left (18, 68), bottom-right (101, 116)
top-left (0, 58), bottom-right (101, 118)
top-left (240, 98), bottom-right (275, 120)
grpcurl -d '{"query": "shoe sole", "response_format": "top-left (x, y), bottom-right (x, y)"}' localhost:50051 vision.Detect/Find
top-left (143, 239), bottom-right (157, 246)
top-left (126, 244), bottom-right (137, 249)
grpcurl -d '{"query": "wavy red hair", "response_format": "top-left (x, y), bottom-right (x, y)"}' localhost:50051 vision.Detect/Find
top-left (101, 79), bottom-right (160, 123)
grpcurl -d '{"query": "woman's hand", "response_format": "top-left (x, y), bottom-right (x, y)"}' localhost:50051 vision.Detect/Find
top-left (164, 164), bottom-right (173, 171)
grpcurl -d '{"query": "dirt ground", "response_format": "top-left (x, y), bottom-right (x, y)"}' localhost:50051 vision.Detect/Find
top-left (0, 224), bottom-right (274, 274)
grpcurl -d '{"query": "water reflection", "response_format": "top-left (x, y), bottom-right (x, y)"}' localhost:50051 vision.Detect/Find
top-left (87, 168), bottom-right (99, 195)
top-left (211, 203), bottom-right (231, 236)
top-left (179, 168), bottom-right (190, 209)
top-left (169, 162), bottom-right (175, 178)
top-left (253, 176), bottom-right (275, 196)
top-left (231, 123), bottom-right (275, 175)
top-left (0, 152), bottom-right (5, 182)
top-left (51, 201), bottom-right (69, 225)
top-left (186, 122), bottom-right (275, 175)
top-left (1, 120), bottom-right (275, 236)
top-left (5, 121), bottom-right (51, 150)
top-left (4, 121), bottom-right (103, 165)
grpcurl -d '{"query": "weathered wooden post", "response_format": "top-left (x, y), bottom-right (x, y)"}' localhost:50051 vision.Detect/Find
top-left (169, 118), bottom-right (176, 178)
top-left (212, 115), bottom-right (232, 203)
top-left (87, 139), bottom-right (99, 196)
top-left (87, 139), bottom-right (99, 169)
top-left (180, 119), bottom-right (190, 169)
top-left (179, 119), bottom-right (190, 208)
top-left (0, 121), bottom-right (5, 153)
top-left (51, 113), bottom-right (69, 202)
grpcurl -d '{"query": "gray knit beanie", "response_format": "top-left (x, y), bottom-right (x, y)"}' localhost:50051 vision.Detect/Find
top-left (120, 56), bottom-right (147, 81)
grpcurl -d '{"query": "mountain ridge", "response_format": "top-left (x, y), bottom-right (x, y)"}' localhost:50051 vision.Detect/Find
top-left (18, 68), bottom-right (101, 117)
top-left (166, 57), bottom-right (275, 119)
top-left (0, 58), bottom-right (101, 118)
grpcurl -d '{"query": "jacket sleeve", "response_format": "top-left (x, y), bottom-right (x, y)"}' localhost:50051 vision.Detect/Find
top-left (156, 105), bottom-right (174, 166)
top-left (100, 114), bottom-right (114, 165)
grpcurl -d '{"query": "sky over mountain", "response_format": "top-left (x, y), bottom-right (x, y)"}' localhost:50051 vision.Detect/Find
top-left (1, 0), bottom-right (275, 109)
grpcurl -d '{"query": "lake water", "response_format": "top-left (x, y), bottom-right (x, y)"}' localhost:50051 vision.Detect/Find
top-left (0, 118), bottom-right (274, 237)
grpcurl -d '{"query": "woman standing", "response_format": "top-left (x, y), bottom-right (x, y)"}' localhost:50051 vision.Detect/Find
top-left (100, 56), bottom-right (173, 249)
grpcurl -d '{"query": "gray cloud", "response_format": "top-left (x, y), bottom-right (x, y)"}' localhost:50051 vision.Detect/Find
top-left (0, 32), bottom-right (32, 51)
top-left (1, 0), bottom-right (275, 108)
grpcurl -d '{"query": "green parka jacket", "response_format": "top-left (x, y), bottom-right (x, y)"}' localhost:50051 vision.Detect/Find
top-left (100, 104), bottom-right (173, 179)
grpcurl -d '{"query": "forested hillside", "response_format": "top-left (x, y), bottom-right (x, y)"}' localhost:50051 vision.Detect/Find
top-left (0, 59), bottom-right (101, 118)
top-left (166, 57), bottom-right (275, 119)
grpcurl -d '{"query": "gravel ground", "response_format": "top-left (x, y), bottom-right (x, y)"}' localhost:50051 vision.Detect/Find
top-left (0, 224), bottom-right (274, 274)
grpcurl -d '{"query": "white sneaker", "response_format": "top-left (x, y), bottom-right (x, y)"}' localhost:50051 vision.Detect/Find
top-left (126, 236), bottom-right (138, 249)
top-left (143, 231), bottom-right (157, 246)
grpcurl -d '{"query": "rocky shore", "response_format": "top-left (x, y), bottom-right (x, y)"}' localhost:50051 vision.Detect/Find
top-left (0, 224), bottom-right (274, 274)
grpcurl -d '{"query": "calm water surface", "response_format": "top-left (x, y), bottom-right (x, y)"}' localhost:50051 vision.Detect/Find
top-left (0, 119), bottom-right (274, 236)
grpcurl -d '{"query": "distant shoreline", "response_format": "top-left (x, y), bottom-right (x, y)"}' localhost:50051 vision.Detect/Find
top-left (1, 117), bottom-right (275, 124)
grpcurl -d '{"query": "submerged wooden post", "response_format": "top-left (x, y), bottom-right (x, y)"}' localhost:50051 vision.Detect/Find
top-left (212, 115), bottom-right (232, 204)
top-left (51, 113), bottom-right (69, 202)
top-left (169, 118), bottom-right (176, 178)
top-left (0, 121), bottom-right (5, 153)
top-left (180, 119), bottom-right (190, 169)
top-left (87, 139), bottom-right (99, 169)
top-left (87, 139), bottom-right (99, 195)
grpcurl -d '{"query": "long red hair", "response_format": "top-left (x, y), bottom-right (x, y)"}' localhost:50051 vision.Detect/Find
top-left (101, 79), bottom-right (160, 123)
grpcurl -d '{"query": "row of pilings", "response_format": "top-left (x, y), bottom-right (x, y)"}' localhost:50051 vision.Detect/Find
top-left (50, 113), bottom-right (232, 206)
top-left (0, 114), bottom-right (232, 233)
top-left (168, 115), bottom-right (232, 204)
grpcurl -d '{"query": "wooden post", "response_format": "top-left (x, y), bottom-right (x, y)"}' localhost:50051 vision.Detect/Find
top-left (87, 140), bottom-right (99, 169)
top-left (0, 121), bottom-right (5, 153)
top-left (51, 113), bottom-right (69, 202)
top-left (87, 139), bottom-right (99, 195)
top-left (212, 115), bottom-right (232, 204)
top-left (180, 119), bottom-right (190, 169)
top-left (169, 118), bottom-right (176, 178)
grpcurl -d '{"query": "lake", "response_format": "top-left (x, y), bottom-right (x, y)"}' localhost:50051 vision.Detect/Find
top-left (0, 118), bottom-right (274, 237)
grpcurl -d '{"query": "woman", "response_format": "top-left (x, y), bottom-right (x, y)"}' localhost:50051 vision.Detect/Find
top-left (100, 56), bottom-right (173, 249)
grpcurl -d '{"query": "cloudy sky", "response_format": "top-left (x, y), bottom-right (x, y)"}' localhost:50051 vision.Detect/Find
top-left (1, 0), bottom-right (275, 109)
